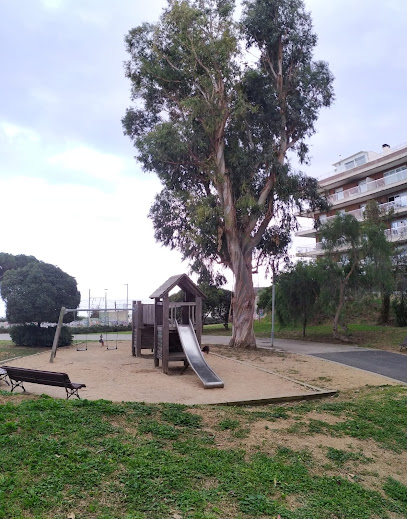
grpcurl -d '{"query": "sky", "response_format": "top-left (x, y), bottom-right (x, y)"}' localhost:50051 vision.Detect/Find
top-left (1, 0), bottom-right (407, 316)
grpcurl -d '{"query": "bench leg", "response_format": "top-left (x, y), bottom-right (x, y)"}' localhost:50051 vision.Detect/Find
top-left (0, 374), bottom-right (10, 386)
top-left (65, 387), bottom-right (81, 399)
top-left (10, 380), bottom-right (26, 393)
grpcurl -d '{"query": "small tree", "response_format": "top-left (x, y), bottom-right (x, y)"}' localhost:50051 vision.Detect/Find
top-left (360, 201), bottom-right (394, 324)
top-left (320, 205), bottom-right (393, 340)
top-left (259, 261), bottom-right (321, 337)
top-left (200, 283), bottom-right (232, 328)
top-left (1, 261), bottom-right (80, 327)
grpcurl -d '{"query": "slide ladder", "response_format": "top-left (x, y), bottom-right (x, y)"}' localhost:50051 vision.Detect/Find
top-left (176, 321), bottom-right (224, 389)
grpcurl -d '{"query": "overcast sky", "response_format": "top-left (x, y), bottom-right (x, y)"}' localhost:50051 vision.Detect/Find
top-left (1, 0), bottom-right (406, 316)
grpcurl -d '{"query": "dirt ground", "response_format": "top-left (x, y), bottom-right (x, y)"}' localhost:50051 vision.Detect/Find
top-left (0, 341), bottom-right (401, 404)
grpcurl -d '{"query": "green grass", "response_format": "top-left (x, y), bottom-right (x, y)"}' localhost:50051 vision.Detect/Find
top-left (203, 320), bottom-right (407, 350)
top-left (0, 341), bottom-right (48, 362)
top-left (2, 386), bottom-right (407, 518)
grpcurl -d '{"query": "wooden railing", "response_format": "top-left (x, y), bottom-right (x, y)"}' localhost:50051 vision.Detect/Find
top-left (168, 302), bottom-right (196, 327)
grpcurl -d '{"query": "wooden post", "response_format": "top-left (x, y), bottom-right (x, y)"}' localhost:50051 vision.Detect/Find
top-left (162, 295), bottom-right (169, 374)
top-left (49, 307), bottom-right (66, 363)
top-left (153, 298), bottom-right (159, 367)
top-left (136, 301), bottom-right (143, 357)
top-left (196, 296), bottom-right (202, 346)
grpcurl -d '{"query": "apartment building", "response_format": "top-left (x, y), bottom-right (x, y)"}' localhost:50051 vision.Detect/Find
top-left (297, 142), bottom-right (407, 257)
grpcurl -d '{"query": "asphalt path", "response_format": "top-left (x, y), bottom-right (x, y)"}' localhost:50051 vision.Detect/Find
top-left (202, 335), bottom-right (407, 384)
top-left (309, 349), bottom-right (407, 384)
top-left (2, 332), bottom-right (407, 384)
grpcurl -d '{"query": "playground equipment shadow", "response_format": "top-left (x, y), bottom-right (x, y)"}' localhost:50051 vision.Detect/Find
top-left (0, 340), bottom-right (336, 405)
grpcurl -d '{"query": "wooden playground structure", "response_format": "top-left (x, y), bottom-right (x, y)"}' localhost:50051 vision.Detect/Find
top-left (50, 274), bottom-right (223, 388)
top-left (132, 274), bottom-right (204, 373)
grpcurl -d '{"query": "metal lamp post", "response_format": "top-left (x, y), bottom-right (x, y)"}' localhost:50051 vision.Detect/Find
top-left (124, 284), bottom-right (129, 325)
top-left (104, 289), bottom-right (108, 325)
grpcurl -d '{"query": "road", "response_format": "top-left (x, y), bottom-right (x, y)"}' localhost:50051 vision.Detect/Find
top-left (2, 332), bottom-right (407, 384)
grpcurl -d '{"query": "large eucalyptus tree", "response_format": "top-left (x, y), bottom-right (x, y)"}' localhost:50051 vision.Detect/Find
top-left (123, 0), bottom-right (334, 348)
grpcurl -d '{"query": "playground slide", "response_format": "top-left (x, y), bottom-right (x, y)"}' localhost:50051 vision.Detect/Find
top-left (176, 322), bottom-right (224, 389)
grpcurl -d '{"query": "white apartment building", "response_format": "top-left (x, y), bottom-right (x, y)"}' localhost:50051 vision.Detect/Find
top-left (297, 142), bottom-right (407, 257)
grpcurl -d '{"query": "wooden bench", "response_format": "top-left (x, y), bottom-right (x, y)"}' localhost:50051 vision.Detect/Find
top-left (0, 366), bottom-right (86, 399)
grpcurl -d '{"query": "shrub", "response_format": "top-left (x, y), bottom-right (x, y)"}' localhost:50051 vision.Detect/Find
top-left (392, 297), bottom-right (407, 327)
top-left (68, 324), bottom-right (132, 335)
top-left (9, 325), bottom-right (72, 347)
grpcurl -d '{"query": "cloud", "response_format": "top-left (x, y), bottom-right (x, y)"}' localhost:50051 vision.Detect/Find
top-left (48, 146), bottom-right (129, 182)
top-left (40, 0), bottom-right (64, 10)
top-left (0, 122), bottom-right (40, 143)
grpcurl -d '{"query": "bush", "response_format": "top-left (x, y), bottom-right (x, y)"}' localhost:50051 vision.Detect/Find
top-left (392, 297), bottom-right (407, 327)
top-left (9, 325), bottom-right (73, 347)
top-left (68, 324), bottom-right (132, 335)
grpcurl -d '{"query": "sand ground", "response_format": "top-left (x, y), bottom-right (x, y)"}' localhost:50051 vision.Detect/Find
top-left (0, 340), bottom-right (401, 404)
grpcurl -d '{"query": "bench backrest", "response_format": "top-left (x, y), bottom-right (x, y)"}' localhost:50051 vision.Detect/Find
top-left (1, 366), bottom-right (72, 388)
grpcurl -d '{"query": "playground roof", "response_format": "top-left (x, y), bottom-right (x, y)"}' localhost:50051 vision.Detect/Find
top-left (149, 274), bottom-right (206, 300)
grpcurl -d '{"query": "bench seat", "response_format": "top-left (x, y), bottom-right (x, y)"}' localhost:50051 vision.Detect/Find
top-left (0, 366), bottom-right (86, 399)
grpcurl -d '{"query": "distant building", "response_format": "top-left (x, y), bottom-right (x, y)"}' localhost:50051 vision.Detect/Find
top-left (297, 142), bottom-right (407, 257)
top-left (97, 310), bottom-right (129, 325)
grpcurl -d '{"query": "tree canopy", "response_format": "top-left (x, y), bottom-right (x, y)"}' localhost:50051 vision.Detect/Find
top-left (123, 0), bottom-right (334, 347)
top-left (259, 261), bottom-right (321, 337)
top-left (0, 253), bottom-right (39, 282)
top-left (319, 204), bottom-right (393, 339)
top-left (1, 258), bottom-right (80, 325)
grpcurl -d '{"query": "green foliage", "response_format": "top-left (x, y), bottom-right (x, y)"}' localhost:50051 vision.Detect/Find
top-left (319, 206), bottom-right (394, 337)
top-left (9, 324), bottom-right (72, 347)
top-left (270, 261), bottom-right (322, 337)
top-left (69, 324), bottom-right (132, 335)
top-left (123, 0), bottom-right (333, 347)
top-left (217, 418), bottom-right (240, 430)
top-left (200, 283), bottom-right (231, 327)
top-left (0, 252), bottom-right (39, 281)
top-left (1, 259), bottom-right (80, 326)
top-left (392, 295), bottom-right (407, 327)
top-left (325, 447), bottom-right (371, 467)
top-left (384, 477), bottom-right (407, 504)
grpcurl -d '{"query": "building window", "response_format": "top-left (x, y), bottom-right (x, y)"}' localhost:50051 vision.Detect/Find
top-left (344, 154), bottom-right (367, 171)
top-left (345, 161), bottom-right (354, 170)
top-left (355, 155), bottom-right (367, 167)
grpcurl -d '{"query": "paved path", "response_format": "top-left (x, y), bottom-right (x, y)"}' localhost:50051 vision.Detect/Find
top-left (203, 335), bottom-right (407, 384)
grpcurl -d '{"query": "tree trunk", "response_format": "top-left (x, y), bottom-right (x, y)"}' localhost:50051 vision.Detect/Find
top-left (229, 249), bottom-right (256, 349)
top-left (333, 280), bottom-right (346, 340)
top-left (379, 292), bottom-right (390, 324)
top-left (302, 314), bottom-right (307, 338)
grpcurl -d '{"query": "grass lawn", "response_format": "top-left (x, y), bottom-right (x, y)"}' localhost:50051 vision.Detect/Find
top-left (1, 386), bottom-right (407, 518)
top-left (0, 340), bottom-right (48, 363)
top-left (203, 321), bottom-right (407, 351)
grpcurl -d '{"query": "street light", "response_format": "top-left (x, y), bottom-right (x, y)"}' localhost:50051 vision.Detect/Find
top-left (124, 284), bottom-right (129, 325)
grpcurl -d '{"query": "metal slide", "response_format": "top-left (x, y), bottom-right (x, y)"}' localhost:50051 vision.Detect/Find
top-left (176, 321), bottom-right (224, 389)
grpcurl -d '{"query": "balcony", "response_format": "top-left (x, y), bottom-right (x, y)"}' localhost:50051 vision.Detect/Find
top-left (297, 224), bottom-right (407, 257)
top-left (385, 225), bottom-right (407, 243)
top-left (322, 195), bottom-right (407, 224)
top-left (328, 166), bottom-right (407, 205)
